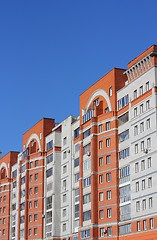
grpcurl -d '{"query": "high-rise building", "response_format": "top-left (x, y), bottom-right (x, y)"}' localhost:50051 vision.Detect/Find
top-left (0, 45), bottom-right (157, 239)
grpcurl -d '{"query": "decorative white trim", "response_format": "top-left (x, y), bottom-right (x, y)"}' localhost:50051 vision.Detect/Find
top-left (26, 133), bottom-right (41, 151)
top-left (85, 89), bottom-right (112, 112)
top-left (0, 162), bottom-right (9, 178)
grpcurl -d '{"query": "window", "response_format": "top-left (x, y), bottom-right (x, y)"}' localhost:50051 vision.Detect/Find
top-left (99, 210), bottom-right (104, 219)
top-left (99, 157), bottom-right (103, 166)
top-left (119, 148), bottom-right (129, 160)
top-left (21, 164), bottom-right (26, 173)
top-left (141, 160), bottom-right (145, 171)
top-left (46, 140), bottom-right (53, 151)
top-left (34, 187), bottom-right (38, 194)
top-left (100, 228), bottom-right (104, 237)
top-left (99, 124), bottom-right (103, 133)
top-left (137, 221), bottom-right (140, 231)
top-left (107, 190), bottom-right (111, 200)
top-left (143, 220), bottom-right (147, 230)
top-left (34, 214), bottom-right (38, 222)
top-left (140, 104), bottom-right (144, 113)
top-left (29, 215), bottom-right (32, 222)
top-left (134, 107), bottom-right (137, 117)
top-left (150, 218), bottom-right (154, 229)
top-left (109, 87), bottom-right (112, 97)
top-left (83, 128), bottom-right (91, 139)
top-left (106, 138), bottom-right (111, 147)
top-left (146, 118), bottom-right (150, 129)
top-left (63, 180), bottom-right (66, 190)
top-left (147, 138), bottom-right (151, 148)
top-left (46, 196), bottom-right (52, 210)
top-left (21, 189), bottom-right (25, 198)
top-left (21, 202), bottom-right (25, 211)
top-left (63, 165), bottom-right (67, 174)
top-left (34, 200), bottom-right (38, 208)
top-left (75, 143), bottom-right (80, 153)
top-left (146, 81), bottom-right (149, 91)
top-left (83, 143), bottom-right (91, 155)
top-left (94, 98), bottom-right (99, 107)
top-left (136, 182), bottom-right (139, 192)
top-left (107, 208), bottom-right (112, 218)
top-left (119, 185), bottom-right (130, 203)
top-left (63, 194), bottom-right (66, 202)
top-left (46, 168), bottom-right (53, 178)
top-left (140, 122), bottom-right (144, 133)
top-left (35, 160), bottom-right (39, 167)
top-left (106, 121), bottom-right (110, 130)
top-left (105, 107), bottom-right (109, 112)
top-left (35, 173), bottom-right (38, 181)
top-left (99, 175), bottom-right (103, 184)
top-left (107, 227), bottom-right (112, 236)
top-left (141, 141), bottom-right (144, 152)
top-left (106, 173), bottom-right (111, 182)
top-left (47, 182), bottom-right (53, 192)
top-left (117, 95), bottom-right (129, 110)
top-left (75, 188), bottom-right (79, 202)
top-left (83, 193), bottom-right (91, 204)
top-left (20, 229), bottom-right (24, 237)
top-left (118, 130), bottom-right (129, 143)
top-left (148, 177), bottom-right (152, 188)
top-left (63, 151), bottom-right (67, 159)
top-left (75, 173), bottom-right (79, 182)
top-left (3, 218), bottom-right (5, 224)
top-left (146, 100), bottom-right (150, 110)
top-left (20, 215), bottom-right (24, 224)
top-left (74, 127), bottom-right (80, 139)
top-left (74, 158), bottom-right (79, 168)
top-left (142, 179), bottom-right (145, 190)
top-left (136, 201), bottom-right (140, 212)
top-left (83, 210), bottom-right (91, 221)
top-left (46, 153), bottom-right (53, 164)
top-left (84, 177), bottom-right (91, 187)
top-left (63, 208), bottom-right (66, 217)
top-left (3, 196), bottom-right (6, 202)
top-left (13, 181), bottom-right (16, 188)
top-left (99, 192), bottom-right (103, 201)
top-left (81, 230), bottom-right (90, 238)
top-left (135, 144), bottom-right (138, 154)
top-left (29, 229), bottom-right (32, 236)
top-left (134, 125), bottom-right (138, 136)
top-left (29, 188), bottom-right (32, 195)
top-left (99, 141), bottom-right (103, 149)
top-left (142, 199), bottom-right (146, 210)
top-left (63, 137), bottom-right (67, 145)
top-left (30, 162), bottom-right (33, 168)
top-left (148, 157), bottom-right (152, 168)
top-left (3, 229), bottom-right (5, 235)
top-left (134, 89), bottom-right (137, 99)
top-left (30, 175), bottom-right (32, 182)
top-left (106, 155), bottom-right (111, 164)
top-left (149, 197), bottom-right (153, 208)
top-left (82, 110), bottom-right (94, 124)
top-left (34, 228), bottom-right (37, 235)
top-left (29, 201), bottom-right (32, 209)
top-left (139, 86), bottom-right (143, 95)
top-left (84, 159), bottom-right (91, 171)
top-left (118, 112), bottom-right (129, 126)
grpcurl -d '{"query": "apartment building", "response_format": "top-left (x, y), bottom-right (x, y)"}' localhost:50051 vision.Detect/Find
top-left (0, 45), bottom-right (157, 239)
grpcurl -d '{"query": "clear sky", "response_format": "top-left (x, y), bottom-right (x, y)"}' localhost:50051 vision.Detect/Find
top-left (0, 0), bottom-right (157, 156)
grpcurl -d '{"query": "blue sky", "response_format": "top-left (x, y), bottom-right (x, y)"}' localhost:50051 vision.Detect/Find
top-left (0, 0), bottom-right (157, 156)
